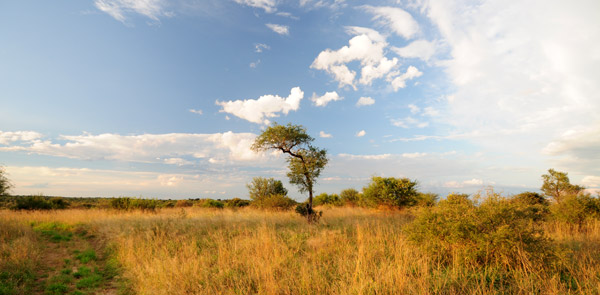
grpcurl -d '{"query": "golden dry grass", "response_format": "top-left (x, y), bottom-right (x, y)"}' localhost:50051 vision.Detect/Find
top-left (2, 207), bottom-right (600, 294)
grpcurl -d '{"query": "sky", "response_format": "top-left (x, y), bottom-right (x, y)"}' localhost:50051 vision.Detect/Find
top-left (1, 0), bottom-right (599, 200)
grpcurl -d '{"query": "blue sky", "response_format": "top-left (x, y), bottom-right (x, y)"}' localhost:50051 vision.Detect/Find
top-left (1, 0), bottom-right (599, 200)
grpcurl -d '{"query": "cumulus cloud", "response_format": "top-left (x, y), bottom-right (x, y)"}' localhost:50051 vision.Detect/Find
top-left (387, 66), bottom-right (422, 91)
top-left (319, 131), bottom-right (332, 138)
top-left (216, 87), bottom-right (304, 124)
top-left (94, 0), bottom-right (173, 22)
top-left (361, 5), bottom-right (420, 39)
top-left (392, 40), bottom-right (437, 61)
top-left (356, 96), bottom-right (375, 107)
top-left (266, 23), bottom-right (289, 35)
top-left (311, 91), bottom-right (343, 107)
top-left (356, 130), bottom-right (366, 137)
top-left (234, 0), bottom-right (277, 13)
top-left (0, 131), bottom-right (42, 145)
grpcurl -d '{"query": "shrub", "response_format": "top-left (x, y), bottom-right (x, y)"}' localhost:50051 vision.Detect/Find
top-left (295, 203), bottom-right (322, 222)
top-left (339, 188), bottom-right (360, 206)
top-left (406, 191), bottom-right (555, 271)
top-left (550, 193), bottom-right (600, 225)
top-left (195, 199), bottom-right (225, 209)
top-left (361, 176), bottom-right (419, 208)
top-left (50, 198), bottom-right (70, 209)
top-left (14, 195), bottom-right (53, 210)
top-left (225, 198), bottom-right (251, 208)
top-left (313, 193), bottom-right (342, 207)
top-left (110, 197), bottom-right (158, 211)
top-left (413, 192), bottom-right (438, 207)
top-left (175, 199), bottom-right (194, 207)
top-left (247, 177), bottom-right (288, 201)
top-left (252, 194), bottom-right (296, 211)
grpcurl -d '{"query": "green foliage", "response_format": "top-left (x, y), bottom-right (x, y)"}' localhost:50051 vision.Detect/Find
top-left (339, 188), bottom-right (360, 206)
top-left (12, 196), bottom-right (70, 210)
top-left (413, 192), bottom-right (438, 207)
top-left (541, 169), bottom-right (584, 203)
top-left (294, 203), bottom-right (322, 222)
top-left (247, 177), bottom-right (288, 201)
top-left (361, 176), bottom-right (419, 208)
top-left (110, 197), bottom-right (158, 211)
top-left (550, 193), bottom-right (600, 225)
top-left (252, 123), bottom-right (328, 221)
top-left (0, 166), bottom-right (12, 197)
top-left (253, 194), bottom-right (297, 211)
top-left (195, 199), bottom-right (225, 209)
top-left (225, 198), bottom-right (251, 208)
top-left (75, 249), bottom-right (97, 264)
top-left (407, 191), bottom-right (555, 271)
top-left (313, 193), bottom-right (342, 206)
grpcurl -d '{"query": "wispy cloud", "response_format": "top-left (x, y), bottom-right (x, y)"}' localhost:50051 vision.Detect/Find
top-left (266, 23), bottom-right (289, 35)
top-left (234, 0), bottom-right (277, 13)
top-left (94, 0), bottom-right (173, 23)
top-left (189, 109), bottom-right (203, 115)
top-left (254, 43), bottom-right (270, 53)
top-left (319, 131), bottom-right (332, 138)
top-left (361, 5), bottom-right (420, 39)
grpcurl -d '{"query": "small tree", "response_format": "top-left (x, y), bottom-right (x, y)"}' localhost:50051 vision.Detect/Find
top-left (252, 123), bottom-right (328, 221)
top-left (361, 176), bottom-right (419, 208)
top-left (0, 166), bottom-right (13, 197)
top-left (541, 169), bottom-right (584, 203)
top-left (247, 177), bottom-right (288, 201)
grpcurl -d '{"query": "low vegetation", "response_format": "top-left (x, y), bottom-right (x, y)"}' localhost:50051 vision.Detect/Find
top-left (1, 168), bottom-right (599, 294)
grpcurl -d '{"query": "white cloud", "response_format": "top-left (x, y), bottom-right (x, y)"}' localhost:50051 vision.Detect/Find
top-left (255, 43), bottom-right (270, 53)
top-left (356, 96), bottom-right (375, 107)
top-left (444, 178), bottom-right (484, 188)
top-left (356, 130), bottom-right (366, 137)
top-left (266, 23), bottom-right (289, 35)
top-left (392, 40), bottom-right (437, 61)
top-left (359, 57), bottom-right (398, 85)
top-left (361, 5), bottom-right (420, 39)
top-left (0, 131), bottom-right (42, 145)
top-left (311, 27), bottom-right (390, 89)
top-left (422, 107), bottom-right (439, 117)
top-left (408, 104), bottom-right (420, 114)
top-left (415, 0), bottom-right (600, 177)
top-left (94, 0), bottom-right (172, 23)
top-left (319, 131), bottom-right (332, 138)
top-left (233, 0), bottom-right (277, 13)
top-left (338, 153), bottom-right (390, 160)
top-left (158, 174), bottom-right (183, 187)
top-left (388, 66), bottom-right (422, 91)
top-left (391, 116), bottom-right (429, 129)
top-left (311, 91), bottom-right (343, 107)
top-left (582, 176), bottom-right (600, 188)
top-left (0, 131), bottom-right (266, 165)
top-left (189, 109), bottom-right (203, 115)
top-left (249, 60), bottom-right (261, 68)
top-left (402, 152), bottom-right (426, 158)
top-left (216, 87), bottom-right (304, 124)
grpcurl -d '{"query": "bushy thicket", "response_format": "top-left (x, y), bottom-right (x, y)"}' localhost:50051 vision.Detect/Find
top-left (194, 199), bottom-right (225, 209)
top-left (12, 195), bottom-right (71, 210)
top-left (406, 191), bottom-right (555, 271)
top-left (361, 176), bottom-right (419, 208)
top-left (225, 198), bottom-right (251, 208)
top-left (110, 197), bottom-right (158, 212)
top-left (247, 177), bottom-right (296, 210)
top-left (313, 193), bottom-right (342, 207)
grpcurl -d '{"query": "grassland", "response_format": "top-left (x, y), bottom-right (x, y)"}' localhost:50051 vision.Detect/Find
top-left (1, 207), bottom-right (600, 294)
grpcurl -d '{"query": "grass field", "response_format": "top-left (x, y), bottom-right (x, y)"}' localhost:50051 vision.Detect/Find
top-left (1, 207), bottom-right (599, 294)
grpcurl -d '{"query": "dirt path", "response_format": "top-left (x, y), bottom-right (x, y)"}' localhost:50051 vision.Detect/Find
top-left (30, 222), bottom-right (125, 295)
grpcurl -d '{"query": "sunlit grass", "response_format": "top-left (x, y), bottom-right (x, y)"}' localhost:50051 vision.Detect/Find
top-left (2, 207), bottom-right (600, 294)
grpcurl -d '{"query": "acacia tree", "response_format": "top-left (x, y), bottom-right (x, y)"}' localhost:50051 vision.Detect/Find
top-left (252, 123), bottom-right (328, 221)
top-left (0, 166), bottom-right (13, 197)
top-left (541, 169), bottom-right (584, 203)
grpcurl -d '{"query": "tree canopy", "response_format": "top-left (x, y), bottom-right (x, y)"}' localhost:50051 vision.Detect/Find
top-left (541, 169), bottom-right (584, 203)
top-left (252, 123), bottom-right (328, 220)
top-left (0, 166), bottom-right (13, 197)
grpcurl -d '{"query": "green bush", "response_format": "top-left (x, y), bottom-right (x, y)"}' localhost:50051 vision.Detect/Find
top-left (252, 194), bottom-right (296, 211)
top-left (361, 176), bottom-right (419, 208)
top-left (550, 193), bottom-right (600, 225)
top-left (406, 191), bottom-right (555, 270)
top-left (314, 193), bottom-right (342, 206)
top-left (195, 199), bottom-right (225, 209)
top-left (175, 199), bottom-right (194, 207)
top-left (14, 195), bottom-right (53, 210)
top-left (225, 198), bottom-right (251, 208)
top-left (413, 192), bottom-right (438, 207)
top-left (50, 197), bottom-right (70, 209)
top-left (339, 188), bottom-right (360, 206)
top-left (110, 197), bottom-right (158, 211)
